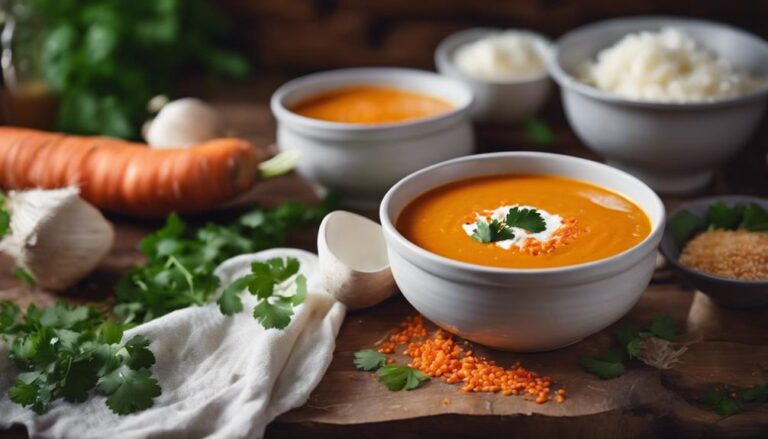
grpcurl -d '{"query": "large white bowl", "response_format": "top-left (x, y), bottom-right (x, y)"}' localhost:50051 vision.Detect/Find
top-left (550, 17), bottom-right (768, 194)
top-left (435, 28), bottom-right (553, 123)
top-left (271, 68), bottom-right (475, 208)
top-left (380, 152), bottom-right (665, 351)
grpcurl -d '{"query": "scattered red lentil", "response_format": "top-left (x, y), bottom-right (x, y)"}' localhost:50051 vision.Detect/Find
top-left (379, 315), bottom-right (566, 404)
top-left (520, 217), bottom-right (581, 256)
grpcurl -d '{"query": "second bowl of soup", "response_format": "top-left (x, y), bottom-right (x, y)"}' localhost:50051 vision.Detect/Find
top-left (271, 68), bottom-right (474, 207)
top-left (380, 152), bottom-right (665, 351)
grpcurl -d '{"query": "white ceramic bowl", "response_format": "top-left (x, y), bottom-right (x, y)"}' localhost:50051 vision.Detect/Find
top-left (271, 68), bottom-right (475, 208)
top-left (435, 28), bottom-right (553, 123)
top-left (380, 152), bottom-right (665, 351)
top-left (550, 17), bottom-right (768, 194)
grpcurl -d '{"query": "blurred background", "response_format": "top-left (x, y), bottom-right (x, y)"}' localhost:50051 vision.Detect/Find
top-left (0, 0), bottom-right (766, 197)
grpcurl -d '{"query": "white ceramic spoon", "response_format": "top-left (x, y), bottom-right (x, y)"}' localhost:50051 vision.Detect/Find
top-left (317, 210), bottom-right (397, 309)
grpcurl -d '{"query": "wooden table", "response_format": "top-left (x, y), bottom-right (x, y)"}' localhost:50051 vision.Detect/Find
top-left (1, 91), bottom-right (767, 438)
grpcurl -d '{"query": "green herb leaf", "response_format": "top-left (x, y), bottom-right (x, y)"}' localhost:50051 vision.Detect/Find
top-left (471, 220), bottom-right (492, 243)
top-left (353, 349), bottom-right (388, 371)
top-left (707, 202), bottom-right (742, 231)
top-left (649, 315), bottom-right (678, 341)
top-left (716, 398), bottom-right (742, 417)
top-left (0, 193), bottom-right (9, 238)
top-left (741, 384), bottom-right (768, 403)
top-left (667, 210), bottom-right (706, 248)
top-left (97, 365), bottom-right (161, 415)
top-left (217, 276), bottom-right (249, 316)
top-left (524, 116), bottom-right (556, 146)
top-left (377, 364), bottom-right (429, 391)
top-left (505, 207), bottom-right (546, 233)
top-left (253, 297), bottom-right (294, 330)
top-left (739, 203), bottom-right (768, 232)
top-left (12, 268), bottom-right (36, 287)
top-left (471, 219), bottom-right (516, 243)
top-left (579, 356), bottom-right (625, 380)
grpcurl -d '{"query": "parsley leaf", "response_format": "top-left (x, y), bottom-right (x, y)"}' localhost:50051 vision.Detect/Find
top-left (353, 349), bottom-right (388, 371)
top-left (649, 315), bottom-right (678, 341)
top-left (377, 364), bottom-right (429, 391)
top-left (0, 192), bottom-right (9, 238)
top-left (579, 356), bottom-right (625, 380)
top-left (253, 298), bottom-right (294, 330)
top-left (471, 219), bottom-right (515, 243)
top-left (505, 207), bottom-right (546, 233)
top-left (739, 203), bottom-right (768, 232)
top-left (707, 202), bottom-right (743, 231)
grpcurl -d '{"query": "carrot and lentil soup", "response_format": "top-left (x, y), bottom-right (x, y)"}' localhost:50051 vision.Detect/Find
top-left (397, 175), bottom-right (651, 268)
top-left (291, 86), bottom-right (453, 124)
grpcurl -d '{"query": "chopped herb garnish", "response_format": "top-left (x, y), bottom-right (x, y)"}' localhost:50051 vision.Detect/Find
top-left (471, 207), bottom-right (546, 244)
top-left (505, 207), bottom-right (546, 233)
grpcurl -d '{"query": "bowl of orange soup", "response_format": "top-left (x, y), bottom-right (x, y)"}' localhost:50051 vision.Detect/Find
top-left (380, 152), bottom-right (665, 351)
top-left (271, 68), bottom-right (474, 207)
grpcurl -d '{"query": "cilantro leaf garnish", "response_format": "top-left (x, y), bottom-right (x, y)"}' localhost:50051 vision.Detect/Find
top-left (377, 364), bottom-right (429, 391)
top-left (505, 207), bottom-right (546, 233)
top-left (707, 202), bottom-right (743, 231)
top-left (579, 356), bottom-right (625, 380)
top-left (97, 366), bottom-right (161, 415)
top-left (471, 207), bottom-right (546, 243)
top-left (582, 315), bottom-right (680, 380)
top-left (649, 315), bottom-right (678, 341)
top-left (471, 219), bottom-right (515, 243)
top-left (353, 349), bottom-right (388, 371)
top-left (739, 203), bottom-right (768, 232)
top-left (218, 257), bottom-right (307, 330)
top-left (667, 210), bottom-right (706, 248)
top-left (12, 268), bottom-right (35, 287)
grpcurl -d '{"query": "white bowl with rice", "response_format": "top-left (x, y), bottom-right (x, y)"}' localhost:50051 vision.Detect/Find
top-left (550, 17), bottom-right (768, 194)
top-left (435, 28), bottom-right (553, 123)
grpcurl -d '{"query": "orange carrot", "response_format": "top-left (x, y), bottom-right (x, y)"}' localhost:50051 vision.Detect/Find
top-left (0, 127), bottom-right (266, 218)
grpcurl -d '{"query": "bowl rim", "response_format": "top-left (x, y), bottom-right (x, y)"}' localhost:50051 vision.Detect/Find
top-left (549, 15), bottom-right (768, 110)
top-left (270, 67), bottom-right (474, 132)
top-left (379, 151), bottom-right (666, 276)
top-left (660, 194), bottom-right (768, 286)
top-left (435, 27), bottom-right (554, 85)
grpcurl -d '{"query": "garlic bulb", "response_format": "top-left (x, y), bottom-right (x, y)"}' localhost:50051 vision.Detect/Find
top-left (0, 187), bottom-right (114, 291)
top-left (145, 97), bottom-right (224, 148)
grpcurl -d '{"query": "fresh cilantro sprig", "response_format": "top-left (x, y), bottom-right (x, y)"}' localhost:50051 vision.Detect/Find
top-left (471, 207), bottom-right (546, 244)
top-left (353, 349), bottom-right (428, 391)
top-left (0, 301), bottom-right (160, 415)
top-left (114, 196), bottom-right (337, 324)
top-left (580, 315), bottom-right (679, 380)
top-left (668, 201), bottom-right (768, 247)
top-left (218, 257), bottom-right (307, 330)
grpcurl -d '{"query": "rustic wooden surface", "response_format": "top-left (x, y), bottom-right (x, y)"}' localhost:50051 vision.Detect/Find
top-left (1, 91), bottom-right (767, 438)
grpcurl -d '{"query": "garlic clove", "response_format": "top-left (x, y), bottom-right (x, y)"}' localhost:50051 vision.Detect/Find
top-left (0, 187), bottom-right (114, 291)
top-left (317, 210), bottom-right (397, 309)
top-left (145, 97), bottom-right (224, 148)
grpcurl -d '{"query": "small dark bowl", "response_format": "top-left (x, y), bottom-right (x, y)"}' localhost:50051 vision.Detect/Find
top-left (660, 195), bottom-right (768, 308)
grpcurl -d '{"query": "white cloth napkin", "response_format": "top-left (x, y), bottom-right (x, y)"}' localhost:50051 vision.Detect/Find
top-left (0, 248), bottom-right (346, 438)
